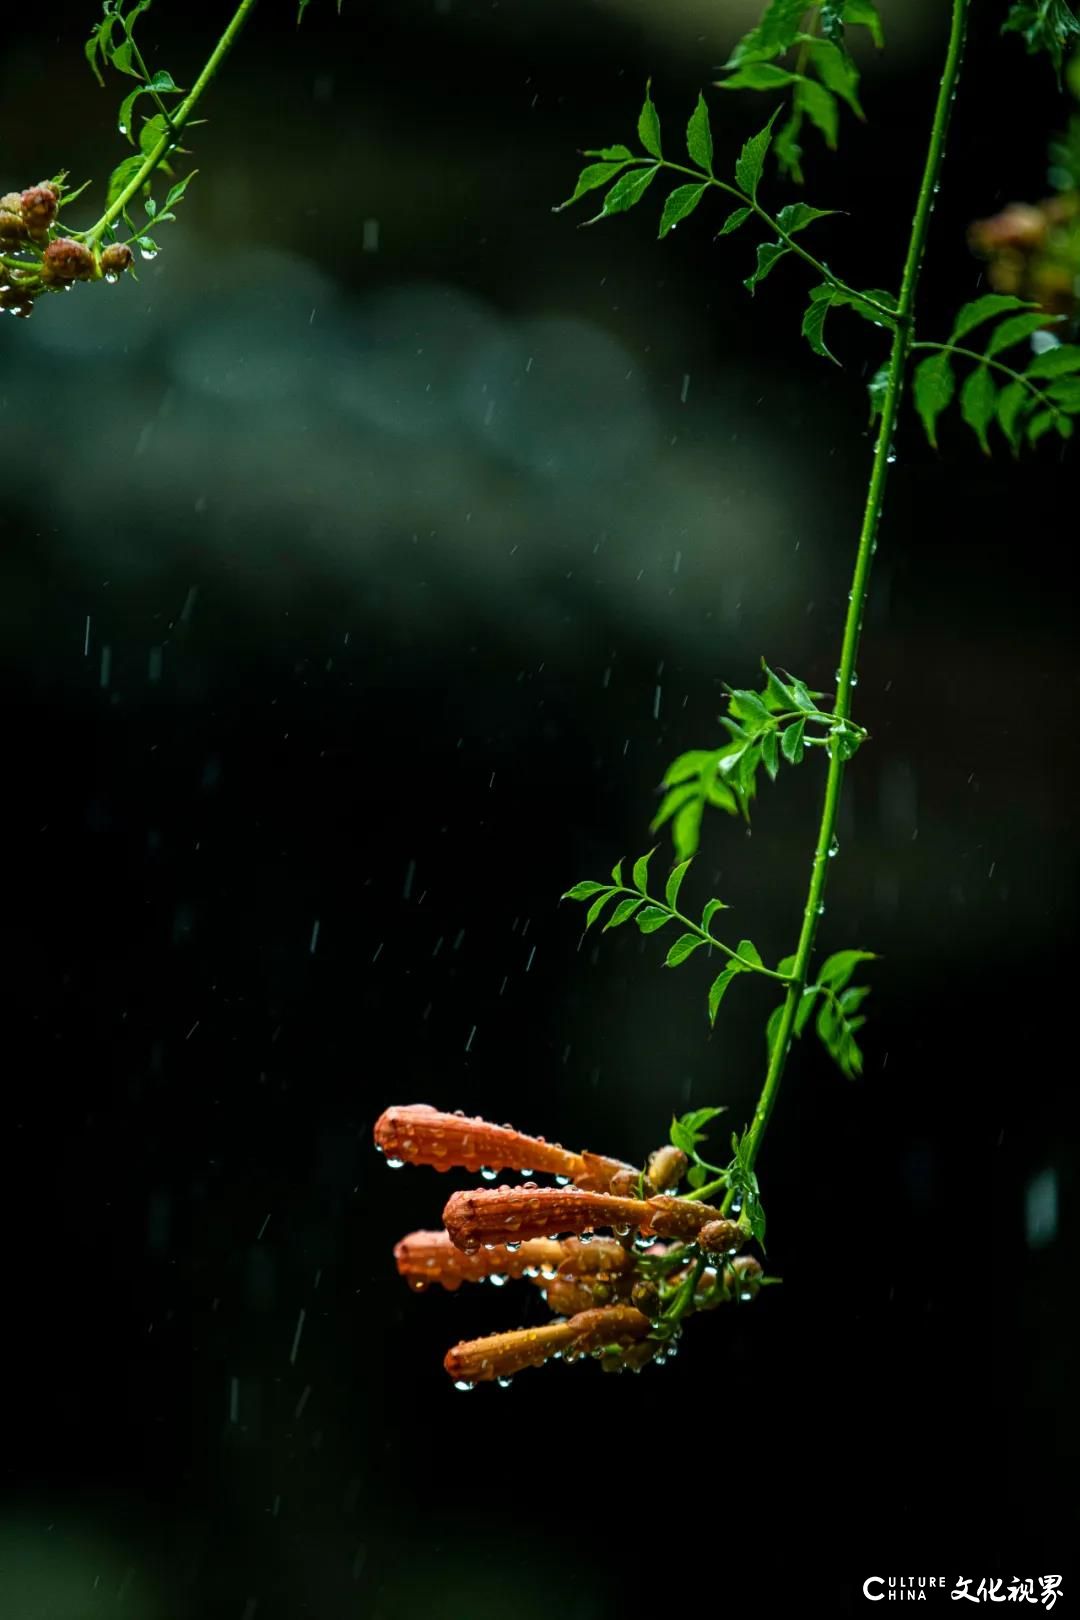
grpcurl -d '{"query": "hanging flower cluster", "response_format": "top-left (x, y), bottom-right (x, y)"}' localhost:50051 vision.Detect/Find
top-left (374, 1105), bottom-right (767, 1386)
top-left (0, 176), bottom-right (132, 319)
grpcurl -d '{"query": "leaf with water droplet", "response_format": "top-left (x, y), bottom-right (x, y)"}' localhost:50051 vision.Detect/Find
top-left (658, 183), bottom-right (707, 239)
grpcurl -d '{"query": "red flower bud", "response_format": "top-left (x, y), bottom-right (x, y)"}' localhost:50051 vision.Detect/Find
top-left (41, 237), bottom-right (94, 283)
top-left (20, 184), bottom-right (59, 238)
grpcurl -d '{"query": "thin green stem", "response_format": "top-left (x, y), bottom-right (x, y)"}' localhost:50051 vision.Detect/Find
top-left (85, 0), bottom-right (259, 248)
top-left (911, 339), bottom-right (1065, 418)
top-left (128, 38), bottom-right (179, 130)
top-left (656, 1253), bottom-right (707, 1335)
top-left (736, 0), bottom-right (970, 1181)
top-left (604, 887), bottom-right (794, 983)
top-left (657, 159), bottom-right (898, 322)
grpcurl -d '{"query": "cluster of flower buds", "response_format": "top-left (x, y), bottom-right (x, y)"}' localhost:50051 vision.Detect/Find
top-left (968, 192), bottom-right (1080, 319)
top-left (1, 177), bottom-right (133, 319)
top-left (374, 1104), bottom-right (767, 1386)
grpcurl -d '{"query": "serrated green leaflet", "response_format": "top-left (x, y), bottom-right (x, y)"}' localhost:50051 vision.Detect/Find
top-left (638, 81), bottom-right (662, 157)
top-left (659, 183), bottom-right (707, 238)
top-left (913, 352), bottom-right (955, 448)
top-left (686, 92), bottom-right (714, 171)
top-left (734, 109), bottom-right (781, 197)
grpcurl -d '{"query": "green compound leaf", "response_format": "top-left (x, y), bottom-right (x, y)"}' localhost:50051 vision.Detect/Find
top-left (1003, 0), bottom-right (1080, 74)
top-left (105, 153), bottom-right (146, 211)
top-left (794, 76), bottom-right (839, 149)
top-left (745, 240), bottom-right (791, 292)
top-left (775, 201), bottom-right (838, 236)
top-left (781, 717), bottom-right (807, 763)
top-left (734, 109), bottom-right (781, 198)
top-left (727, 0), bottom-right (810, 64)
top-left (720, 63), bottom-right (802, 91)
top-left (949, 293), bottom-right (1034, 343)
top-left (733, 939), bottom-right (764, 971)
top-left (985, 311), bottom-right (1062, 355)
top-left (632, 849), bottom-right (656, 892)
top-left (912, 351), bottom-right (956, 449)
top-left (708, 965), bottom-right (740, 1024)
top-left (587, 164), bottom-right (659, 221)
top-left (801, 36), bottom-right (864, 117)
top-left (665, 858), bottom-right (693, 910)
top-left (686, 91), bottom-right (714, 171)
top-left (717, 206), bottom-right (753, 235)
top-left (1025, 343), bottom-right (1080, 378)
top-left (563, 881), bottom-right (607, 901)
top-left (818, 948), bottom-right (877, 991)
top-left (840, 0), bottom-right (884, 46)
top-left (701, 897), bottom-right (729, 931)
top-left (604, 897), bottom-right (643, 929)
top-left (816, 986), bottom-right (869, 1078)
top-left (638, 80), bottom-right (663, 158)
top-left (658, 182), bottom-right (708, 239)
top-left (582, 144), bottom-right (635, 160)
top-left (802, 285), bottom-right (839, 362)
top-left (585, 891), bottom-right (617, 929)
top-left (554, 159), bottom-right (633, 212)
top-left (960, 364), bottom-right (997, 454)
top-left (666, 933), bottom-right (706, 967)
top-left (636, 906), bottom-right (673, 934)
top-left (996, 379), bottom-right (1030, 449)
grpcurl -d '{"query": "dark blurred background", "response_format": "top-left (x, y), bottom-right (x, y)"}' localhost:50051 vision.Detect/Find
top-left (1, 1), bottom-right (1076, 1615)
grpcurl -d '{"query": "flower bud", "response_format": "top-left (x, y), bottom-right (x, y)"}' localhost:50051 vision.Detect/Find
top-left (630, 1279), bottom-right (661, 1317)
top-left (41, 237), bottom-right (94, 283)
top-left (20, 184), bottom-right (59, 238)
top-left (101, 242), bottom-right (134, 277)
top-left (728, 1254), bottom-right (763, 1300)
top-left (647, 1144), bottom-right (688, 1192)
top-left (697, 1219), bottom-right (745, 1255)
top-left (0, 194), bottom-right (25, 242)
top-left (608, 1168), bottom-right (645, 1198)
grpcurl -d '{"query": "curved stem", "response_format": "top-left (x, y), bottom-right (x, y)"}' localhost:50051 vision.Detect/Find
top-left (658, 159), bottom-right (898, 322)
top-left (85, 0), bottom-right (259, 247)
top-left (605, 887), bottom-right (795, 983)
top-left (911, 339), bottom-right (1065, 418)
top-left (734, 0), bottom-right (970, 1186)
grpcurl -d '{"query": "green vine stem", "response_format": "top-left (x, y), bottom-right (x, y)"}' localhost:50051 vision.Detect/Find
top-left (85, 0), bottom-right (260, 248)
top-left (727, 0), bottom-right (971, 1201)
